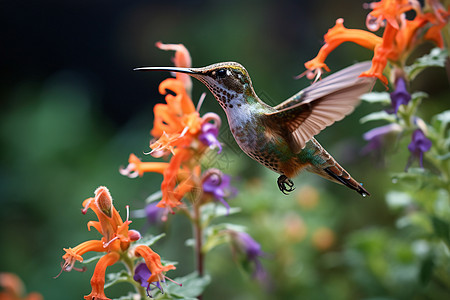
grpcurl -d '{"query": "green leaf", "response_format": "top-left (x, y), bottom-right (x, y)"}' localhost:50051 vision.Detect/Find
top-left (360, 92), bottom-right (391, 104)
top-left (202, 223), bottom-right (245, 253)
top-left (419, 256), bottom-right (435, 286)
top-left (405, 47), bottom-right (448, 80)
top-left (114, 293), bottom-right (142, 300)
top-left (164, 271), bottom-right (211, 299)
top-left (135, 233), bottom-right (166, 248)
top-left (431, 110), bottom-right (450, 138)
top-left (200, 202), bottom-right (241, 226)
top-left (385, 191), bottom-right (412, 209)
top-left (391, 168), bottom-right (430, 187)
top-left (360, 111), bottom-right (396, 124)
top-left (104, 270), bottom-right (130, 289)
top-left (411, 91), bottom-right (428, 100)
top-left (391, 168), bottom-right (445, 192)
top-left (396, 212), bottom-right (432, 232)
top-left (81, 254), bottom-right (104, 264)
top-left (206, 223), bottom-right (247, 233)
top-left (410, 91), bottom-right (428, 105)
top-left (431, 216), bottom-right (450, 245)
top-left (435, 153), bottom-right (450, 161)
top-left (145, 190), bottom-right (163, 204)
top-left (406, 91), bottom-right (428, 115)
top-left (433, 110), bottom-right (450, 126)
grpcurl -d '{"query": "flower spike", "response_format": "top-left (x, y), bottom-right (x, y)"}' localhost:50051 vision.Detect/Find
top-left (122, 42), bottom-right (226, 214)
top-left (304, 1), bottom-right (449, 85)
top-left (58, 187), bottom-right (173, 300)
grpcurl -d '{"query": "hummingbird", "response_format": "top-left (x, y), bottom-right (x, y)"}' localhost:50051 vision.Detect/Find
top-left (135, 61), bottom-right (375, 196)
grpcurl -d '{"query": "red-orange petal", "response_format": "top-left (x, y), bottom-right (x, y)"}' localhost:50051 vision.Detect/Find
top-left (424, 14), bottom-right (448, 48)
top-left (325, 19), bottom-right (382, 50)
top-left (360, 45), bottom-right (389, 85)
top-left (87, 220), bottom-right (102, 234)
top-left (304, 19), bottom-right (382, 73)
top-left (155, 42), bottom-right (192, 68)
top-left (84, 252), bottom-right (120, 300)
top-left (361, 22), bottom-right (399, 86)
top-left (152, 103), bottom-right (185, 137)
top-left (125, 154), bottom-right (169, 176)
top-left (393, 15), bottom-right (429, 59)
top-left (183, 112), bottom-right (202, 135)
top-left (64, 240), bottom-right (105, 260)
top-left (368, 0), bottom-right (420, 29)
top-left (134, 245), bottom-right (176, 284)
top-left (159, 78), bottom-right (196, 115)
top-left (155, 41), bottom-right (193, 93)
top-left (61, 240), bottom-right (105, 273)
top-left (156, 149), bottom-right (194, 210)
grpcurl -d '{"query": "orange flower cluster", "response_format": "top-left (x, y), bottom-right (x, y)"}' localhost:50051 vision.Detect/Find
top-left (121, 42), bottom-right (222, 216)
top-left (304, 0), bottom-right (449, 85)
top-left (57, 186), bottom-right (175, 300)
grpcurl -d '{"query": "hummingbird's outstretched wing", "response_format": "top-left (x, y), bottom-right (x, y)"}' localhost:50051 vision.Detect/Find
top-left (263, 61), bottom-right (375, 154)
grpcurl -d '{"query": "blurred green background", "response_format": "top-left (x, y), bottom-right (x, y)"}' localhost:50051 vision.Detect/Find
top-left (1, 1), bottom-right (449, 299)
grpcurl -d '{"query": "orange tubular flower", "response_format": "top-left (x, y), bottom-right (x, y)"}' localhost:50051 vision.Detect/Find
top-left (121, 42), bottom-right (223, 216)
top-left (366, 0), bottom-right (420, 30)
top-left (81, 186), bottom-right (138, 252)
top-left (120, 153), bottom-right (169, 178)
top-left (360, 21), bottom-right (398, 84)
top-left (57, 187), bottom-right (141, 300)
top-left (84, 252), bottom-right (120, 300)
top-left (61, 240), bottom-right (104, 273)
top-left (156, 41), bottom-right (193, 95)
top-left (303, 18), bottom-right (382, 80)
top-left (304, 0), bottom-right (449, 86)
top-left (148, 74), bottom-right (204, 213)
top-left (134, 245), bottom-right (176, 288)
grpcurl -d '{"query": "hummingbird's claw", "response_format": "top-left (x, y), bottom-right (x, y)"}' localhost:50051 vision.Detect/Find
top-left (277, 175), bottom-right (295, 195)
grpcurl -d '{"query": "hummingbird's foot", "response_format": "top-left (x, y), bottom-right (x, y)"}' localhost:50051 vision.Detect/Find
top-left (277, 175), bottom-right (295, 195)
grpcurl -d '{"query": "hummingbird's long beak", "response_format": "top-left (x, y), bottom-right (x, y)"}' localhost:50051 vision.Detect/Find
top-left (133, 66), bottom-right (201, 75)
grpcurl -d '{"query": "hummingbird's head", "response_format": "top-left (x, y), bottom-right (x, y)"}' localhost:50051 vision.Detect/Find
top-left (134, 62), bottom-right (256, 110)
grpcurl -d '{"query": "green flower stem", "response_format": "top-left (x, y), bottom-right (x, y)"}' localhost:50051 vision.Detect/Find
top-left (193, 201), bottom-right (204, 278)
top-left (121, 252), bottom-right (147, 298)
top-left (428, 152), bottom-right (450, 190)
top-left (192, 197), bottom-right (205, 300)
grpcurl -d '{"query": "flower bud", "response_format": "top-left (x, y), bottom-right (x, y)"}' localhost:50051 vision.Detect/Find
top-left (94, 186), bottom-right (113, 218)
top-left (128, 230), bottom-right (141, 242)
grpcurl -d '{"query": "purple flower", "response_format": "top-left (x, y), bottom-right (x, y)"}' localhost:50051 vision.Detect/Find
top-left (134, 263), bottom-right (162, 296)
top-left (390, 77), bottom-right (411, 114)
top-left (362, 123), bottom-right (402, 154)
top-left (406, 129), bottom-right (432, 170)
top-left (202, 169), bottom-right (237, 213)
top-left (234, 232), bottom-right (267, 281)
top-left (131, 202), bottom-right (164, 232)
top-left (145, 202), bottom-right (163, 225)
top-left (199, 122), bottom-right (222, 153)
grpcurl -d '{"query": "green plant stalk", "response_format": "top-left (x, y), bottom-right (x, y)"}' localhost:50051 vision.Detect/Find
top-left (121, 252), bottom-right (147, 299)
top-left (191, 196), bottom-right (205, 300)
top-left (193, 201), bottom-right (204, 278)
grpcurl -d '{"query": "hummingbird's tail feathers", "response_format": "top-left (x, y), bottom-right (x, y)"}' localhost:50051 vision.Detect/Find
top-left (323, 166), bottom-right (370, 196)
top-left (304, 139), bottom-right (370, 196)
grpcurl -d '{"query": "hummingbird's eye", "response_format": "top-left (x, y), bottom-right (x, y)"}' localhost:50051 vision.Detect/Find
top-left (216, 69), bottom-right (228, 78)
